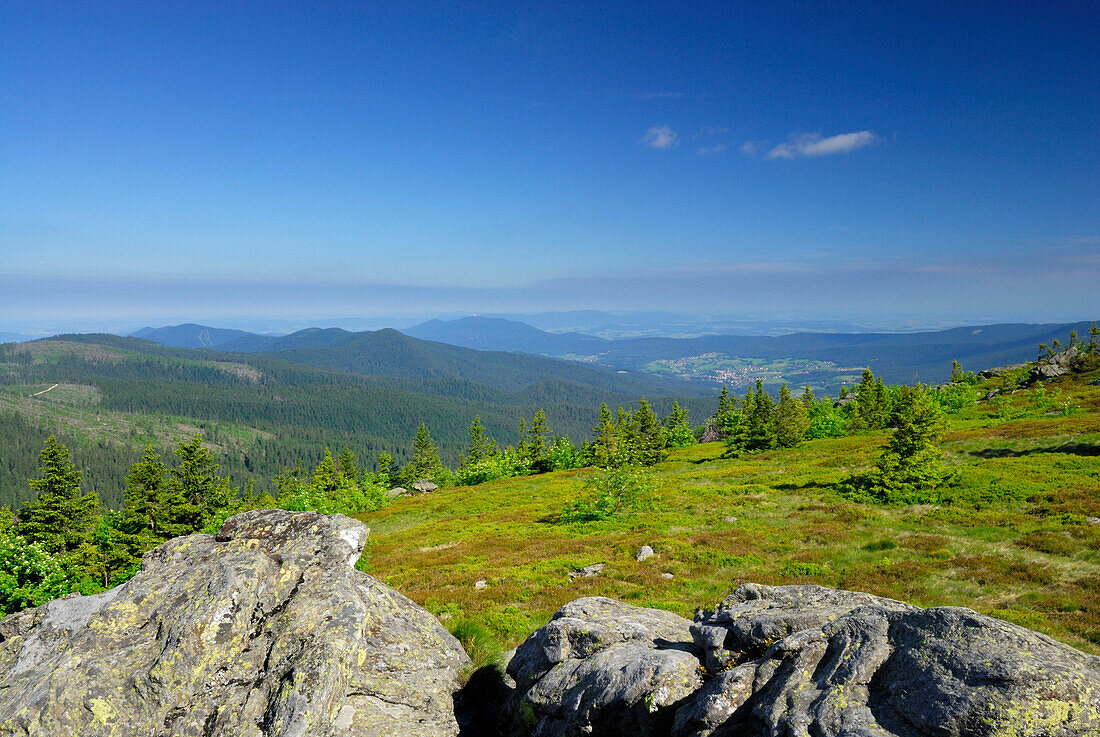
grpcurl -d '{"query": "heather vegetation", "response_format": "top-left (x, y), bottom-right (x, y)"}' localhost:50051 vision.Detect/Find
top-left (0, 329), bottom-right (1097, 668)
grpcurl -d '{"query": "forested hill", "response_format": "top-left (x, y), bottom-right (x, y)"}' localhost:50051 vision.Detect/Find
top-left (130, 324), bottom-right (255, 349)
top-left (0, 333), bottom-right (714, 509)
top-left (221, 327), bottom-right (687, 396)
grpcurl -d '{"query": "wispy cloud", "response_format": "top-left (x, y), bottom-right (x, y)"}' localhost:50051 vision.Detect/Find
top-left (643, 125), bottom-right (678, 149)
top-left (768, 130), bottom-right (877, 160)
top-left (739, 141), bottom-right (759, 156)
top-left (695, 143), bottom-right (727, 156)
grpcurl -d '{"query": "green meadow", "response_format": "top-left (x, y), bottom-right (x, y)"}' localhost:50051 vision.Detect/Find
top-left (356, 369), bottom-right (1100, 656)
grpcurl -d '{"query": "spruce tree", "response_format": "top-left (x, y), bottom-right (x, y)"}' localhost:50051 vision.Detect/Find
top-left (377, 452), bottom-right (397, 479)
top-left (409, 423), bottom-right (445, 483)
top-left (119, 445), bottom-right (169, 552)
top-left (663, 401), bottom-right (694, 448)
top-left (717, 385), bottom-right (733, 417)
top-left (337, 446), bottom-right (359, 481)
top-left (590, 403), bottom-right (617, 467)
top-left (614, 406), bottom-right (638, 464)
top-left (852, 368), bottom-right (890, 431)
top-left (519, 409), bottom-right (552, 471)
top-left (461, 415), bottom-right (497, 467)
top-left (311, 449), bottom-right (340, 494)
top-left (633, 397), bottom-right (666, 466)
top-left (17, 436), bottom-right (100, 555)
top-left (165, 434), bottom-right (233, 534)
top-left (772, 383), bottom-right (809, 448)
top-left (743, 381), bottom-right (775, 451)
top-left (875, 385), bottom-right (948, 497)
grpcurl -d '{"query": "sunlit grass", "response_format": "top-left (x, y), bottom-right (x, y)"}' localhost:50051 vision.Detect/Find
top-left (355, 370), bottom-right (1100, 654)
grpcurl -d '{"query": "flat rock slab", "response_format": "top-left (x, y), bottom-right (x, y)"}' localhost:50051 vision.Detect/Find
top-left (0, 509), bottom-right (470, 737)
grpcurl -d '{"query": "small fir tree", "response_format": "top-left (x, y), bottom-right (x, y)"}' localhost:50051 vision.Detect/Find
top-left (17, 436), bottom-right (100, 555)
top-left (164, 434), bottom-right (233, 534)
top-left (663, 401), bottom-right (695, 448)
top-left (337, 446), bottom-right (359, 481)
top-left (408, 423), bottom-right (446, 483)
top-left (633, 397), bottom-right (666, 465)
top-left (518, 409), bottom-right (552, 471)
top-left (875, 385), bottom-right (948, 497)
top-left (590, 403), bottom-right (617, 467)
top-left (772, 383), bottom-right (810, 448)
top-left (743, 381), bottom-right (775, 451)
top-left (461, 415), bottom-right (497, 467)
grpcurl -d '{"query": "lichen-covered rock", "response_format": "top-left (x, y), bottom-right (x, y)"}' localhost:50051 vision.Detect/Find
top-left (505, 596), bottom-right (702, 737)
top-left (507, 585), bottom-right (1100, 737)
top-left (689, 582), bottom-right (916, 671)
top-left (0, 509), bottom-right (470, 737)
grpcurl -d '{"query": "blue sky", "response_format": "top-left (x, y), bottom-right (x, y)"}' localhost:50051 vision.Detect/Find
top-left (2, 1), bottom-right (1097, 332)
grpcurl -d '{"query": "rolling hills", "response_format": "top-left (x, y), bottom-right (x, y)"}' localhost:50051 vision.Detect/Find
top-left (399, 317), bottom-right (1097, 390)
top-left (0, 331), bottom-right (713, 508)
top-left (130, 318), bottom-right (1097, 393)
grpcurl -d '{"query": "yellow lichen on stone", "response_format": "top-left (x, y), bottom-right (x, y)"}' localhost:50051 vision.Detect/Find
top-left (89, 698), bottom-right (117, 725)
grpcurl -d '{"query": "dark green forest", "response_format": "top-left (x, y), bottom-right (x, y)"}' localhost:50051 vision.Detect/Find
top-left (0, 335), bottom-right (714, 508)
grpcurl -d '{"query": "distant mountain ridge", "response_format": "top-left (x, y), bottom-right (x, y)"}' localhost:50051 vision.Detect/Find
top-left (403, 316), bottom-right (608, 354)
top-left (130, 323), bottom-right (260, 349)
top-left (125, 318), bottom-right (1097, 389)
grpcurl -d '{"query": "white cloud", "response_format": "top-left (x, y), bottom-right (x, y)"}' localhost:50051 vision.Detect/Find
top-left (643, 125), bottom-right (678, 149)
top-left (739, 141), bottom-right (758, 156)
top-left (695, 143), bottom-right (727, 156)
top-left (768, 130), bottom-right (877, 160)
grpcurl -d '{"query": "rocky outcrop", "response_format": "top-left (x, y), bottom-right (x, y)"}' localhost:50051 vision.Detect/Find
top-left (505, 597), bottom-right (703, 737)
top-left (5, 515), bottom-right (1100, 737)
top-left (1029, 347), bottom-right (1079, 383)
top-left (506, 584), bottom-right (1100, 737)
top-left (979, 363), bottom-right (1025, 379)
top-left (0, 509), bottom-right (470, 737)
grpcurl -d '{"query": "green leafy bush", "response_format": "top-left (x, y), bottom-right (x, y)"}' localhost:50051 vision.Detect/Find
top-left (560, 466), bottom-right (653, 522)
top-left (931, 383), bottom-right (976, 413)
top-left (0, 533), bottom-right (69, 616)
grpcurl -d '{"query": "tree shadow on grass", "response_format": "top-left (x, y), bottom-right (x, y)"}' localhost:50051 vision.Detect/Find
top-left (970, 443), bottom-right (1100, 459)
top-left (774, 480), bottom-right (827, 492)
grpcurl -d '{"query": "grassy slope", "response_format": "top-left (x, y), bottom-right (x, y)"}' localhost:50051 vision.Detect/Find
top-left (356, 369), bottom-right (1100, 655)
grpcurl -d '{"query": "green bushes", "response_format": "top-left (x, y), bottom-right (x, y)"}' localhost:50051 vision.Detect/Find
top-left (274, 448), bottom-right (386, 517)
top-left (836, 385), bottom-right (952, 505)
top-left (0, 532), bottom-right (69, 616)
top-left (560, 466), bottom-right (653, 522)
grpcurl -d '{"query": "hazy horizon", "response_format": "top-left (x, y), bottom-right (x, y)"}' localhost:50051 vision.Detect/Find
top-left (3, 3), bottom-right (1097, 330)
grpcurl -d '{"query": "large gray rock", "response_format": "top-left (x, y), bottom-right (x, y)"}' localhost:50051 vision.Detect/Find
top-left (507, 585), bottom-right (1100, 737)
top-left (1031, 363), bottom-right (1070, 381)
top-left (505, 596), bottom-right (703, 737)
top-left (0, 509), bottom-right (470, 737)
top-left (979, 363), bottom-right (1025, 378)
top-left (689, 582), bottom-right (916, 671)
